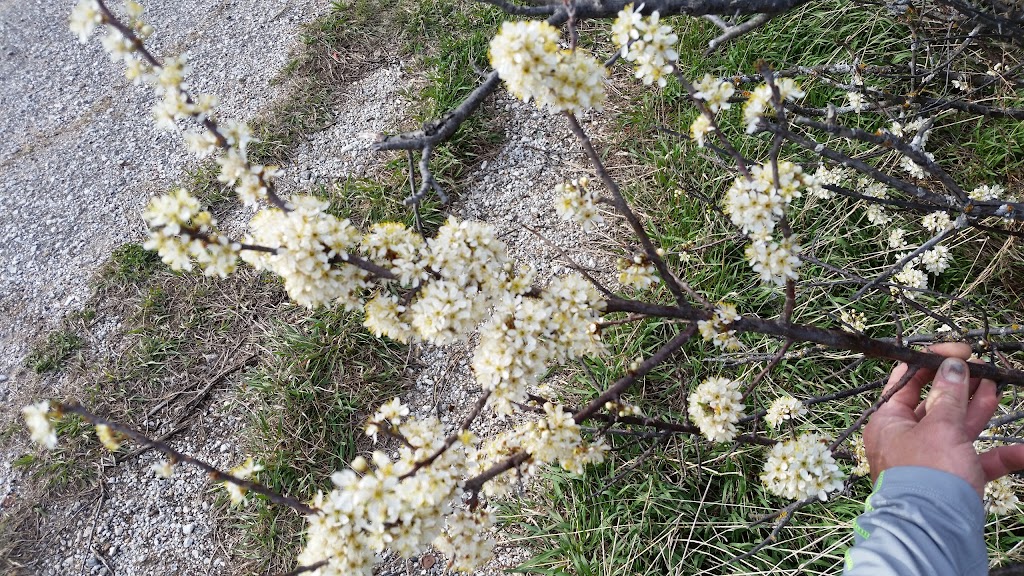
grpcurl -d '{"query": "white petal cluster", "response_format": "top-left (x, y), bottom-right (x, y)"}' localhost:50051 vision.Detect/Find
top-left (743, 79), bottom-right (805, 133)
top-left (553, 177), bottom-right (603, 231)
top-left (223, 456), bottom-right (264, 506)
top-left (724, 161), bottom-right (812, 242)
top-left (900, 151), bottom-right (935, 179)
top-left (468, 403), bottom-right (608, 497)
top-left (473, 275), bottom-right (605, 415)
top-left (840, 309), bottom-right (867, 332)
top-left (985, 476), bottom-right (1020, 515)
top-left (22, 401), bottom-right (57, 449)
top-left (242, 196), bottom-right (367, 308)
top-left (299, 405), bottom-right (473, 575)
top-left (970, 183), bottom-right (1005, 201)
top-left (888, 228), bottom-right (908, 250)
top-left (361, 222), bottom-right (429, 287)
top-left (761, 434), bottom-right (845, 501)
top-left (860, 180), bottom-right (892, 225)
top-left (693, 74), bottom-right (735, 113)
top-left (921, 211), bottom-right (951, 233)
top-left (698, 302), bottom-right (741, 350)
top-left (489, 21), bottom-right (606, 114)
top-left (687, 376), bottom-right (745, 442)
top-left (613, 4), bottom-right (679, 87)
top-left (893, 263), bottom-right (928, 292)
top-left (433, 509), bottom-right (496, 572)
top-left (70, 0), bottom-right (103, 43)
top-left (142, 188), bottom-right (240, 277)
top-left (617, 255), bottom-right (659, 289)
top-left (745, 236), bottom-right (802, 286)
top-left (764, 396), bottom-right (806, 429)
top-left (723, 162), bottom-right (812, 285)
top-left (690, 114), bottom-right (712, 147)
top-left (846, 91), bottom-right (867, 112)
top-left (919, 245), bottom-right (951, 275)
top-left (363, 292), bottom-right (413, 343)
top-left (807, 165), bottom-right (851, 200)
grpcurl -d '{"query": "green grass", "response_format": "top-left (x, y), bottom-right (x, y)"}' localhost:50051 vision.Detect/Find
top-left (99, 243), bottom-right (163, 289)
top-left (231, 307), bottom-right (408, 573)
top-left (25, 330), bottom-right (83, 374)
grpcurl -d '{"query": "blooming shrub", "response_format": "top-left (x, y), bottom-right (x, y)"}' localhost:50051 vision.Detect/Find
top-left (25, 0), bottom-right (1024, 573)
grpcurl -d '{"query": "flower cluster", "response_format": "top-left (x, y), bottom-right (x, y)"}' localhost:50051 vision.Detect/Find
top-left (73, 0), bottom-right (279, 212)
top-left (687, 377), bottom-right (745, 442)
top-left (553, 177), bottom-right (603, 231)
top-left (698, 302), bottom-right (741, 350)
top-left (807, 165), bottom-right (851, 200)
top-left (970, 183), bottom-right (1006, 202)
top-left (473, 275), bottom-right (605, 414)
top-left (761, 434), bottom-right (845, 501)
top-left (985, 475), bottom-right (1019, 515)
top-left (223, 456), bottom-right (264, 506)
top-left (468, 402), bottom-right (608, 497)
top-left (433, 509), bottom-right (496, 572)
top-left (840, 309), bottom-right (867, 332)
top-left (744, 236), bottom-right (802, 286)
top-left (688, 75), bottom-right (735, 146)
top-left (142, 188), bottom-right (240, 277)
top-left (612, 4), bottom-right (679, 87)
top-left (241, 196), bottom-right (366, 308)
top-left (723, 162), bottom-right (813, 285)
top-left (743, 78), bottom-right (805, 133)
top-left (489, 21), bottom-right (606, 114)
top-left (764, 396), bottom-right (806, 429)
top-left (21, 401), bottom-right (57, 449)
top-left (724, 162), bottom-right (811, 241)
top-left (299, 404), bottom-right (475, 575)
top-left (693, 74), bottom-right (735, 114)
top-left (617, 255), bottom-right (660, 289)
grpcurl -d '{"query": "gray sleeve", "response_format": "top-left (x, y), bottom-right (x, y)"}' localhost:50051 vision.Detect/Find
top-left (843, 466), bottom-right (988, 576)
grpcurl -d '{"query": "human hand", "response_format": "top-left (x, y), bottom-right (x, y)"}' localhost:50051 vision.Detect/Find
top-left (863, 342), bottom-right (1024, 498)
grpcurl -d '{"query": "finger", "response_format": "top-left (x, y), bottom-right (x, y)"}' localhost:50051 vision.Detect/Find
top-left (928, 341), bottom-right (973, 360)
top-left (913, 348), bottom-right (983, 421)
top-left (980, 445), bottom-right (1024, 482)
top-left (920, 357), bottom-right (971, 426)
top-left (882, 362), bottom-right (933, 416)
top-left (965, 379), bottom-right (999, 438)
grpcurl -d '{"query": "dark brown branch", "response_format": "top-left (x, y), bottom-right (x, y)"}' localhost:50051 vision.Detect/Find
top-left (58, 403), bottom-right (317, 515)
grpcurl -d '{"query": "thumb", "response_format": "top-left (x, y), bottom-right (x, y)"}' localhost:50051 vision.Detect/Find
top-left (922, 357), bottom-right (970, 424)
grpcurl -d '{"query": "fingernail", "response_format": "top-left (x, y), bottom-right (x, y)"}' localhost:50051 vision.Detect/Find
top-left (940, 357), bottom-right (967, 383)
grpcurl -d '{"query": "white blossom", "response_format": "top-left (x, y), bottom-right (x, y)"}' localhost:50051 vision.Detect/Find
top-left (553, 177), bottom-right (603, 231)
top-left (985, 476), bottom-right (1019, 515)
top-left (22, 401), bottom-right (57, 449)
top-left (687, 377), bottom-right (745, 442)
top-left (764, 396), bottom-right (806, 429)
top-left (692, 74), bottom-right (735, 113)
top-left (70, 0), bottom-right (103, 43)
top-left (761, 434), bottom-right (845, 501)
top-left (489, 21), bottom-right (606, 114)
top-left (921, 211), bottom-right (951, 233)
top-left (698, 302), bottom-right (741, 350)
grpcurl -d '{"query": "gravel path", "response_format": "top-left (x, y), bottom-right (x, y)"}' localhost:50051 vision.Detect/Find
top-left (0, 0), bottom-right (323, 381)
top-left (0, 0), bottom-right (323, 573)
